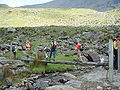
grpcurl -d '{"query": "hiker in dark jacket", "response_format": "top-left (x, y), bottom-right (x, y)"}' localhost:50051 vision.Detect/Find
top-left (12, 44), bottom-right (17, 60)
top-left (113, 35), bottom-right (120, 70)
top-left (49, 41), bottom-right (57, 60)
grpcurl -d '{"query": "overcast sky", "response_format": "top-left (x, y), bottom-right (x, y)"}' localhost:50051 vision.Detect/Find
top-left (0, 0), bottom-right (53, 7)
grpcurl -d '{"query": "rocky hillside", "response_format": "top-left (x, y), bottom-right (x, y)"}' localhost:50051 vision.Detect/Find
top-left (0, 7), bottom-right (120, 27)
top-left (0, 4), bottom-right (9, 8)
top-left (0, 26), bottom-right (120, 59)
top-left (0, 25), bottom-right (120, 90)
top-left (20, 0), bottom-right (120, 11)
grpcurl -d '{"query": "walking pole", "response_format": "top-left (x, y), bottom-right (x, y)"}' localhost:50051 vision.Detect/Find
top-left (108, 39), bottom-right (113, 82)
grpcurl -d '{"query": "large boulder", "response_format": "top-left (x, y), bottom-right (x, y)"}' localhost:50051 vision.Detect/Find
top-left (83, 50), bottom-right (100, 62)
top-left (65, 80), bottom-right (82, 89)
top-left (59, 36), bottom-right (69, 40)
top-left (62, 73), bottom-right (77, 80)
top-left (45, 85), bottom-right (76, 90)
top-left (83, 32), bottom-right (94, 38)
top-left (7, 27), bottom-right (16, 33)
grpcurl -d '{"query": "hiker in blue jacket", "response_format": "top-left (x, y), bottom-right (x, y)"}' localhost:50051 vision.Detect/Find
top-left (12, 44), bottom-right (17, 59)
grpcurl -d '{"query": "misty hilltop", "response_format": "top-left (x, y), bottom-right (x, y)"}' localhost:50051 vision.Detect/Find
top-left (19, 0), bottom-right (120, 11)
top-left (0, 4), bottom-right (9, 8)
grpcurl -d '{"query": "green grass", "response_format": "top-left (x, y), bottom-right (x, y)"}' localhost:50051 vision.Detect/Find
top-left (2, 50), bottom-right (26, 60)
top-left (0, 79), bottom-right (7, 86)
top-left (45, 55), bottom-right (75, 72)
top-left (0, 8), bottom-right (119, 27)
top-left (25, 55), bottom-right (76, 73)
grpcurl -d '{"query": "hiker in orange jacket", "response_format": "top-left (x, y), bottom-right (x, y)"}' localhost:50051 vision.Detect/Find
top-left (75, 40), bottom-right (82, 59)
top-left (26, 41), bottom-right (31, 58)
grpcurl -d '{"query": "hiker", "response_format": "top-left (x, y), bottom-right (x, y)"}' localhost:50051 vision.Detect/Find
top-left (75, 40), bottom-right (82, 59)
top-left (113, 35), bottom-right (120, 70)
top-left (44, 46), bottom-right (50, 60)
top-left (12, 44), bottom-right (17, 60)
top-left (25, 41), bottom-right (31, 58)
top-left (49, 40), bottom-right (57, 60)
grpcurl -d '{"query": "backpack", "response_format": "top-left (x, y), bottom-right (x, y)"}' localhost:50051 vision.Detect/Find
top-left (12, 46), bottom-right (16, 52)
top-left (52, 44), bottom-right (56, 48)
top-left (51, 41), bottom-right (57, 48)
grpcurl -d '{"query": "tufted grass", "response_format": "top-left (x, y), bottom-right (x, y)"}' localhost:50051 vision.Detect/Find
top-left (0, 8), bottom-right (119, 27)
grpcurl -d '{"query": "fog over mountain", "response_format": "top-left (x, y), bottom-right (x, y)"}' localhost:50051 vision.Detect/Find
top-left (20, 0), bottom-right (120, 11)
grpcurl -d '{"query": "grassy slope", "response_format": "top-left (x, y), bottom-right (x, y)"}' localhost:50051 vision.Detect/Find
top-left (0, 8), bottom-right (119, 27)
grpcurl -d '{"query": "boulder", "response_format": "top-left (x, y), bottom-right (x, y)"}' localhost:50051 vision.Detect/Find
top-left (0, 60), bottom-right (24, 65)
top-left (65, 80), bottom-right (82, 88)
top-left (59, 36), bottom-right (69, 40)
top-left (15, 67), bottom-right (30, 74)
top-left (51, 75), bottom-right (68, 84)
top-left (7, 27), bottom-right (16, 33)
top-left (0, 57), bottom-right (7, 60)
top-left (17, 46), bottom-right (23, 50)
top-left (6, 78), bottom-right (13, 86)
top-left (35, 79), bottom-right (49, 89)
top-left (61, 48), bottom-right (69, 51)
top-left (62, 73), bottom-right (77, 80)
top-left (83, 51), bottom-right (100, 62)
top-left (83, 32), bottom-right (94, 38)
top-left (45, 85), bottom-right (76, 90)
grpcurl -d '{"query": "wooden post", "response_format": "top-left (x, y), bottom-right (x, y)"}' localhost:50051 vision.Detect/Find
top-left (118, 41), bottom-right (120, 72)
top-left (108, 39), bottom-right (113, 81)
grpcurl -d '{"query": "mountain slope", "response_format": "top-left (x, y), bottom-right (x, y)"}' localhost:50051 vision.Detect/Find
top-left (20, 0), bottom-right (120, 11)
top-left (0, 4), bottom-right (9, 8)
top-left (0, 8), bottom-right (119, 27)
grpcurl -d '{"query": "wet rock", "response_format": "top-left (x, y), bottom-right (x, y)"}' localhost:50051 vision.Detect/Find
top-left (6, 78), bottom-right (13, 86)
top-left (35, 79), bottom-right (50, 89)
top-left (8, 86), bottom-right (18, 90)
top-left (0, 87), bottom-right (3, 90)
top-left (62, 73), bottom-right (77, 80)
top-left (15, 67), bottom-right (30, 74)
top-left (26, 82), bottom-right (34, 90)
top-left (0, 44), bottom-right (11, 52)
top-left (51, 75), bottom-right (68, 84)
top-left (97, 86), bottom-right (103, 90)
top-left (0, 57), bottom-right (7, 60)
top-left (65, 80), bottom-right (82, 88)
top-left (45, 85), bottom-right (76, 90)
top-left (0, 60), bottom-right (24, 66)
